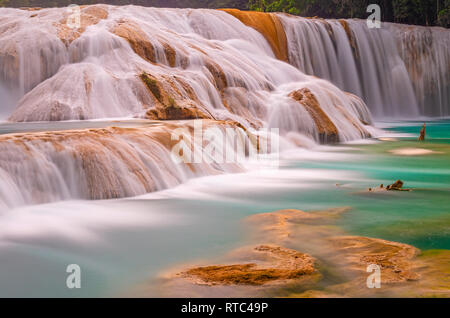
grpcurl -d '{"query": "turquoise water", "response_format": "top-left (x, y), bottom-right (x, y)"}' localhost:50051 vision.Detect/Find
top-left (0, 120), bottom-right (448, 297)
top-left (384, 119), bottom-right (450, 142)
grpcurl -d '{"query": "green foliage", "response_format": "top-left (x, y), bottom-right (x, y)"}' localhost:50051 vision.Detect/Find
top-left (140, 72), bottom-right (161, 103)
top-left (249, 0), bottom-right (301, 14)
top-left (0, 0), bottom-right (448, 27)
top-left (437, 0), bottom-right (450, 27)
top-left (168, 96), bottom-right (177, 107)
top-left (249, 0), bottom-right (449, 27)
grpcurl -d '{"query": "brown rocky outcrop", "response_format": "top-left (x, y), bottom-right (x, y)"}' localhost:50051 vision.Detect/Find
top-left (55, 5), bottom-right (109, 45)
top-left (19, 7), bottom-right (42, 11)
top-left (134, 206), bottom-right (449, 297)
top-left (113, 20), bottom-right (185, 68)
top-left (204, 59), bottom-right (228, 91)
top-left (113, 20), bottom-right (156, 63)
top-left (146, 105), bottom-right (210, 121)
top-left (328, 236), bottom-right (421, 284)
top-left (139, 72), bottom-right (212, 120)
top-left (222, 9), bottom-right (288, 62)
top-left (338, 20), bottom-right (359, 60)
top-left (289, 88), bottom-right (339, 143)
top-left (180, 245), bottom-right (317, 286)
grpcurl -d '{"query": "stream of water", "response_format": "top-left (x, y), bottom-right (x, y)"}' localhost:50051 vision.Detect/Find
top-left (0, 120), bottom-right (448, 297)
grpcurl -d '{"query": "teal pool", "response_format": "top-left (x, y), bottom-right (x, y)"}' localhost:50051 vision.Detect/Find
top-left (0, 120), bottom-right (448, 297)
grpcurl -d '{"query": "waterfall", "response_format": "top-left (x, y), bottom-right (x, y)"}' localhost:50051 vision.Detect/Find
top-left (389, 23), bottom-right (450, 116)
top-left (281, 17), bottom-right (409, 117)
top-left (279, 15), bottom-right (449, 118)
top-left (0, 7), bottom-right (447, 123)
top-left (0, 5), bottom-right (447, 208)
top-left (0, 6), bottom-right (371, 141)
top-left (0, 121), bottom-right (261, 209)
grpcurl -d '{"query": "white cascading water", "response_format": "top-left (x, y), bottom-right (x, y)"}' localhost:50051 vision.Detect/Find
top-left (279, 15), bottom-right (450, 118)
top-left (388, 23), bottom-right (450, 116)
top-left (0, 121), bottom-right (262, 209)
top-left (0, 5), bottom-right (447, 209)
top-left (0, 6), bottom-right (371, 134)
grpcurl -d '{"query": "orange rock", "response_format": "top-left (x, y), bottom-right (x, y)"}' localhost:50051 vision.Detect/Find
top-left (113, 20), bottom-right (156, 63)
top-left (145, 105), bottom-right (210, 121)
top-left (338, 20), bottom-right (359, 60)
top-left (204, 59), bottom-right (228, 90)
top-left (289, 88), bottom-right (339, 143)
top-left (221, 9), bottom-right (288, 62)
top-left (54, 5), bottom-right (109, 45)
top-left (180, 245), bottom-right (317, 286)
top-left (113, 20), bottom-right (185, 68)
top-left (328, 236), bottom-right (421, 283)
top-left (162, 42), bottom-right (177, 68)
top-left (139, 72), bottom-right (212, 120)
top-left (19, 7), bottom-right (42, 11)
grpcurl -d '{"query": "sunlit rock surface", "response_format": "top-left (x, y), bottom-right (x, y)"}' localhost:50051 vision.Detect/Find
top-left (221, 9), bottom-right (288, 62)
top-left (179, 245), bottom-right (317, 286)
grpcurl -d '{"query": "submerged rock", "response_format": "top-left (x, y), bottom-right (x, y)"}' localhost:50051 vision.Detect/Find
top-left (179, 245), bottom-right (317, 286)
top-left (133, 206), bottom-right (448, 297)
top-left (327, 236), bottom-right (421, 284)
top-left (389, 148), bottom-right (441, 156)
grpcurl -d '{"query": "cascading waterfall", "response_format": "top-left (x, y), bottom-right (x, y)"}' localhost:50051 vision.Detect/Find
top-left (278, 15), bottom-right (449, 118)
top-left (0, 121), bottom-right (262, 209)
top-left (0, 5), bottom-right (447, 209)
top-left (0, 5), bottom-right (371, 137)
top-left (389, 23), bottom-right (450, 116)
top-left (280, 15), bottom-right (419, 117)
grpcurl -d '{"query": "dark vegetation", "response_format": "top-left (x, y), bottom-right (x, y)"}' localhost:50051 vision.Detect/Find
top-left (0, 0), bottom-right (448, 27)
